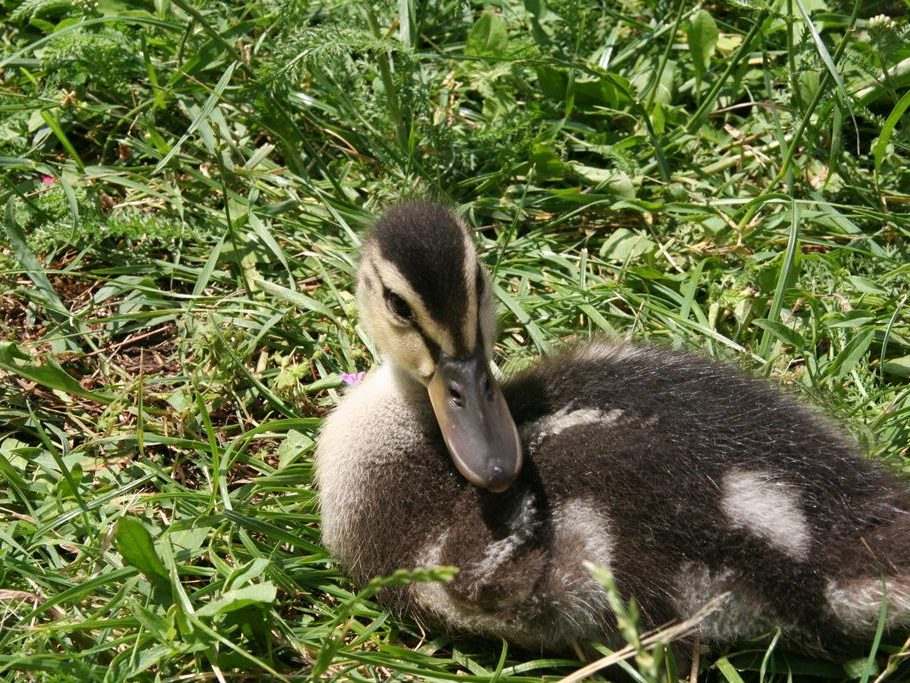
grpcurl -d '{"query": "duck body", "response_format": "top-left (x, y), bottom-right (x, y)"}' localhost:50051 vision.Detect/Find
top-left (316, 201), bottom-right (910, 653)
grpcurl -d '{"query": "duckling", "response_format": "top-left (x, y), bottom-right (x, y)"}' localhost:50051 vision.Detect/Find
top-left (316, 201), bottom-right (910, 654)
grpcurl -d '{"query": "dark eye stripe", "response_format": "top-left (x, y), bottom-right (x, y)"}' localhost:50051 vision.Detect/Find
top-left (385, 289), bottom-right (414, 321)
top-left (415, 325), bottom-right (441, 362)
top-left (372, 264), bottom-right (459, 360)
top-left (376, 281), bottom-right (440, 361)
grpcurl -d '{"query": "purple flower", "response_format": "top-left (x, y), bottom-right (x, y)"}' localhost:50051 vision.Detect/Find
top-left (340, 371), bottom-right (366, 386)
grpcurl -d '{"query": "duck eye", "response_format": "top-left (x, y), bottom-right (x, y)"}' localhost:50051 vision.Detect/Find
top-left (386, 291), bottom-right (414, 321)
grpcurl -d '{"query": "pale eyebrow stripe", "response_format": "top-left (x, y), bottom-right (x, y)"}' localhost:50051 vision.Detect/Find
top-left (460, 228), bottom-right (478, 352)
top-left (369, 252), bottom-right (458, 356)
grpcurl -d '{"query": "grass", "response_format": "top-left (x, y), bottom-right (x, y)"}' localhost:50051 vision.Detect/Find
top-left (1, 0), bottom-right (909, 680)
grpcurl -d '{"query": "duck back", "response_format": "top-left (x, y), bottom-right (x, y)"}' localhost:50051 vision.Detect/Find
top-left (317, 343), bottom-right (910, 652)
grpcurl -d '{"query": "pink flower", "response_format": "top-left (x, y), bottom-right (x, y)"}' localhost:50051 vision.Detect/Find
top-left (41, 175), bottom-right (55, 185)
top-left (340, 371), bottom-right (366, 385)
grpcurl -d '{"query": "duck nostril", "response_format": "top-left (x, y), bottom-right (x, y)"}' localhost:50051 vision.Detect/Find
top-left (449, 386), bottom-right (464, 408)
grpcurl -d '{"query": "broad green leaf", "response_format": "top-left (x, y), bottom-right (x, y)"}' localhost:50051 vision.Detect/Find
top-left (133, 644), bottom-right (174, 678)
top-left (726, 0), bottom-right (769, 9)
top-left (828, 308), bottom-right (876, 329)
top-left (751, 319), bottom-right (805, 349)
top-left (466, 12), bottom-right (508, 58)
top-left (226, 558), bottom-right (271, 591)
top-left (0, 342), bottom-right (112, 403)
top-left (536, 67), bottom-right (632, 109)
top-left (530, 143), bottom-right (566, 179)
top-left (651, 100), bottom-right (666, 134)
top-left (524, 0), bottom-right (549, 45)
top-left (536, 66), bottom-right (566, 102)
top-left (686, 9), bottom-right (719, 81)
top-left (798, 69), bottom-right (821, 104)
top-left (847, 276), bottom-right (887, 296)
top-left (575, 74), bottom-right (633, 109)
top-left (567, 163), bottom-right (635, 198)
top-left (2, 200), bottom-right (68, 319)
top-left (882, 356), bottom-right (910, 378)
top-left (648, 59), bottom-right (676, 106)
top-left (599, 228), bottom-right (655, 262)
top-left (523, 0), bottom-right (542, 20)
top-left (873, 89), bottom-right (910, 177)
top-left (114, 518), bottom-right (168, 582)
top-left (717, 32), bottom-right (743, 54)
top-left (130, 601), bottom-right (176, 643)
top-left (168, 527), bottom-right (210, 555)
top-left (277, 429), bottom-right (313, 468)
top-left (827, 330), bottom-right (875, 380)
top-left (195, 582), bottom-right (277, 618)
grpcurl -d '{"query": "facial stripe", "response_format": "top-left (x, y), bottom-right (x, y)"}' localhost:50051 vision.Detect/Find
top-left (368, 256), bottom-right (435, 334)
top-left (370, 202), bottom-right (471, 354)
top-left (368, 251), bottom-right (467, 357)
top-left (368, 253), bottom-right (456, 359)
top-left (414, 323), bottom-right (442, 363)
top-left (379, 281), bottom-right (442, 365)
top-left (459, 228), bottom-right (478, 353)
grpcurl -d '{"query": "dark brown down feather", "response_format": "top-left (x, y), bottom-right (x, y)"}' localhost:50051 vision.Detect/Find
top-left (316, 203), bottom-right (910, 655)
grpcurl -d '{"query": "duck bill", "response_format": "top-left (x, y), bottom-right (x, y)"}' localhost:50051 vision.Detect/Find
top-left (427, 349), bottom-right (523, 492)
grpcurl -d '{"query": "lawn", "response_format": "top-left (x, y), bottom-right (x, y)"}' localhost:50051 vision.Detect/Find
top-left (1, 0), bottom-right (909, 680)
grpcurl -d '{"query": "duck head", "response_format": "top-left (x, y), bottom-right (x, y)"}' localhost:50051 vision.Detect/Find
top-left (356, 201), bottom-right (523, 492)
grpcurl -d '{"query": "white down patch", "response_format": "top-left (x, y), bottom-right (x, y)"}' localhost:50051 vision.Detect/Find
top-left (410, 498), bottom-right (617, 646)
top-left (826, 577), bottom-right (910, 632)
top-left (410, 531), bottom-right (543, 645)
top-left (671, 563), bottom-right (768, 642)
top-left (720, 470), bottom-right (811, 561)
top-left (410, 492), bottom-right (541, 638)
top-left (520, 405), bottom-right (625, 450)
top-left (553, 499), bottom-right (614, 571)
top-left (469, 493), bottom-right (538, 578)
top-left (530, 499), bottom-right (616, 641)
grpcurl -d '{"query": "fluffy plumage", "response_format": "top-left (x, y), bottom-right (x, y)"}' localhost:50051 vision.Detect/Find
top-left (316, 201), bottom-right (910, 653)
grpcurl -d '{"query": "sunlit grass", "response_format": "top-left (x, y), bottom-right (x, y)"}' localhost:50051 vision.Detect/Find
top-left (1, 0), bottom-right (909, 680)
